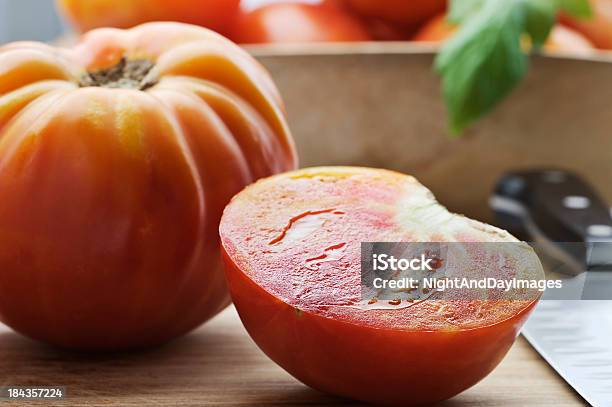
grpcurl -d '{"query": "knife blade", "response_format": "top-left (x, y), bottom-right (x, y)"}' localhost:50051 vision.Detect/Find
top-left (491, 169), bottom-right (612, 407)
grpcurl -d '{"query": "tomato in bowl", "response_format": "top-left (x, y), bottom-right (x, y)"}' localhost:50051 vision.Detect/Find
top-left (230, 3), bottom-right (372, 44)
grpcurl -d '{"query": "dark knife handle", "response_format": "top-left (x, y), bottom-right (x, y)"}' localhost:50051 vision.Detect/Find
top-left (492, 170), bottom-right (612, 242)
top-left (491, 169), bottom-right (612, 274)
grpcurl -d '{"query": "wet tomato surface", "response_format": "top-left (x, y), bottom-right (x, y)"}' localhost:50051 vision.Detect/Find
top-left (220, 167), bottom-right (543, 405)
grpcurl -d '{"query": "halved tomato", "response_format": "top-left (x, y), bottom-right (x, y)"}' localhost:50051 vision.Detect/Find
top-left (220, 167), bottom-right (544, 405)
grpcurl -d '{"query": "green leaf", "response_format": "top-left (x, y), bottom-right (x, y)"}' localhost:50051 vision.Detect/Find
top-left (525, 0), bottom-right (556, 49)
top-left (448, 0), bottom-right (487, 23)
top-left (436, 0), bottom-right (528, 134)
top-left (436, 0), bottom-right (585, 134)
top-left (555, 0), bottom-right (592, 19)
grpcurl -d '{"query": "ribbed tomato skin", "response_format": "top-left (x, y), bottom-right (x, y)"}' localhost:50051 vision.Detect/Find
top-left (0, 22), bottom-right (296, 350)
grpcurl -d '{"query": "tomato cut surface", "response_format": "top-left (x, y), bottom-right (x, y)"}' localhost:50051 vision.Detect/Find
top-left (220, 167), bottom-right (544, 405)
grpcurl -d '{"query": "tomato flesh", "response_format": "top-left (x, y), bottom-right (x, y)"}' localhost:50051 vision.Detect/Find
top-left (220, 167), bottom-right (543, 405)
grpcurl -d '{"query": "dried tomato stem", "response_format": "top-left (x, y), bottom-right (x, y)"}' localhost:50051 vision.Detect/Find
top-left (79, 57), bottom-right (158, 90)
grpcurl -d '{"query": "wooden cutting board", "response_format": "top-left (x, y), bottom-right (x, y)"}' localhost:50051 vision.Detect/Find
top-left (0, 306), bottom-right (584, 406)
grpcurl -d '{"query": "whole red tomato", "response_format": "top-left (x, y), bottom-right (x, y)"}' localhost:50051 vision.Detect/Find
top-left (415, 13), bottom-right (594, 55)
top-left (57, 0), bottom-right (240, 35)
top-left (363, 18), bottom-right (415, 41)
top-left (322, 0), bottom-right (414, 40)
top-left (560, 0), bottom-right (612, 49)
top-left (412, 13), bottom-right (455, 42)
top-left (343, 0), bottom-right (446, 26)
top-left (230, 3), bottom-right (372, 44)
top-left (0, 22), bottom-right (296, 350)
top-left (220, 167), bottom-right (543, 405)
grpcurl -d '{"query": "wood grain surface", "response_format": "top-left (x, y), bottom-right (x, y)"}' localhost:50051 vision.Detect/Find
top-left (0, 306), bottom-right (585, 406)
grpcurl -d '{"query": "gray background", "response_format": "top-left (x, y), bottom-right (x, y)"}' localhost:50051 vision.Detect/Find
top-left (0, 0), bottom-right (67, 43)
